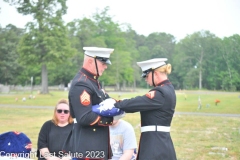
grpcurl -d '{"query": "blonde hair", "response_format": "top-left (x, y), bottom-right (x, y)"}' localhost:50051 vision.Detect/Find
top-left (155, 64), bottom-right (172, 74)
top-left (52, 99), bottom-right (73, 125)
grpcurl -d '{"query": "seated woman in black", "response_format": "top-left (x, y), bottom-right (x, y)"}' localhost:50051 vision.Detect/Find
top-left (37, 99), bottom-right (73, 160)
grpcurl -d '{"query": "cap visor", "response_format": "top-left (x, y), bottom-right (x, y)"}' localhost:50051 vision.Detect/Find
top-left (105, 59), bottom-right (111, 65)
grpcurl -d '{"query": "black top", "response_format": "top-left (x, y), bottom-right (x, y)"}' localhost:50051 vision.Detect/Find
top-left (115, 79), bottom-right (177, 160)
top-left (37, 120), bottom-right (73, 160)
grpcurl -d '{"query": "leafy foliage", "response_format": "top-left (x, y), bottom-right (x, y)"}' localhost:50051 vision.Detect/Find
top-left (4, 0), bottom-right (75, 94)
top-left (1, 4), bottom-right (240, 91)
top-left (0, 24), bottom-right (24, 84)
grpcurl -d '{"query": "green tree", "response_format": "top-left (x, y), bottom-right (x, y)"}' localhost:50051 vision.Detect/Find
top-left (0, 24), bottom-right (24, 85)
top-left (201, 36), bottom-right (224, 90)
top-left (5, 0), bottom-right (75, 94)
top-left (92, 7), bottom-right (135, 89)
top-left (221, 34), bottom-right (240, 91)
top-left (67, 18), bottom-right (105, 68)
top-left (175, 30), bottom-right (217, 89)
top-left (122, 28), bottom-right (141, 90)
top-left (144, 32), bottom-right (176, 59)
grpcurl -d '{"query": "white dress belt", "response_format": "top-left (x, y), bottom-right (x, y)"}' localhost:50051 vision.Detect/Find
top-left (141, 125), bottom-right (170, 132)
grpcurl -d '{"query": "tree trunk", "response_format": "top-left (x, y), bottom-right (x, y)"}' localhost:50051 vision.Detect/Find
top-left (199, 68), bottom-right (202, 89)
top-left (115, 53), bottom-right (119, 91)
top-left (115, 83), bottom-right (120, 91)
top-left (198, 49), bottom-right (203, 90)
top-left (133, 72), bottom-right (136, 92)
top-left (123, 81), bottom-right (126, 91)
top-left (41, 64), bottom-right (49, 94)
top-left (222, 51), bottom-right (232, 89)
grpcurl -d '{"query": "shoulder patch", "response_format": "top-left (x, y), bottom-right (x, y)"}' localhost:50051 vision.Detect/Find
top-left (80, 90), bottom-right (91, 106)
top-left (145, 91), bottom-right (156, 99)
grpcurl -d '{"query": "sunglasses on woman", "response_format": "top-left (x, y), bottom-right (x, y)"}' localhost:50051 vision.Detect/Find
top-left (56, 109), bottom-right (69, 114)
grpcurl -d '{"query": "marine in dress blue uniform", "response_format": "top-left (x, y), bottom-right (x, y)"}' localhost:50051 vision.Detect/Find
top-left (114, 58), bottom-right (177, 160)
top-left (68, 47), bottom-right (115, 160)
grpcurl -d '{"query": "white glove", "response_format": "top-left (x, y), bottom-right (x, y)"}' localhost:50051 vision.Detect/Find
top-left (114, 112), bottom-right (126, 120)
top-left (99, 98), bottom-right (116, 110)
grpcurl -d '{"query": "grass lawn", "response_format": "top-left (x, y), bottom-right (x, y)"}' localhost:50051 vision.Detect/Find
top-left (0, 89), bottom-right (240, 159)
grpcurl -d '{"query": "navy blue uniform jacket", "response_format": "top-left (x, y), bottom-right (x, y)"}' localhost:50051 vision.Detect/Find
top-left (68, 68), bottom-right (113, 160)
top-left (114, 80), bottom-right (177, 160)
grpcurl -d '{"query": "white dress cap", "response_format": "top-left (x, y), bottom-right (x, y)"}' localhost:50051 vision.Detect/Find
top-left (137, 58), bottom-right (168, 72)
top-left (83, 47), bottom-right (114, 58)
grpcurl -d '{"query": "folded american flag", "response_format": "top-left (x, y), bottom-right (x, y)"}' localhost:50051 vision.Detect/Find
top-left (92, 104), bottom-right (124, 117)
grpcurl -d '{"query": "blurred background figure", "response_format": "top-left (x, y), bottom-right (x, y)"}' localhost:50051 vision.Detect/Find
top-left (110, 118), bottom-right (138, 160)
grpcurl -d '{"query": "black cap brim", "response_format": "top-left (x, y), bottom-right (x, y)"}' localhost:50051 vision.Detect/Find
top-left (102, 59), bottom-right (111, 65)
top-left (141, 69), bottom-right (152, 78)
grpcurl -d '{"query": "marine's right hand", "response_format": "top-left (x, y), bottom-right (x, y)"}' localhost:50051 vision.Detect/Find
top-left (99, 98), bottom-right (116, 110)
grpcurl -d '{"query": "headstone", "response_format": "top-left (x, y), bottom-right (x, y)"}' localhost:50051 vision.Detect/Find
top-left (22, 97), bottom-right (26, 102)
top-left (197, 96), bottom-right (202, 110)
